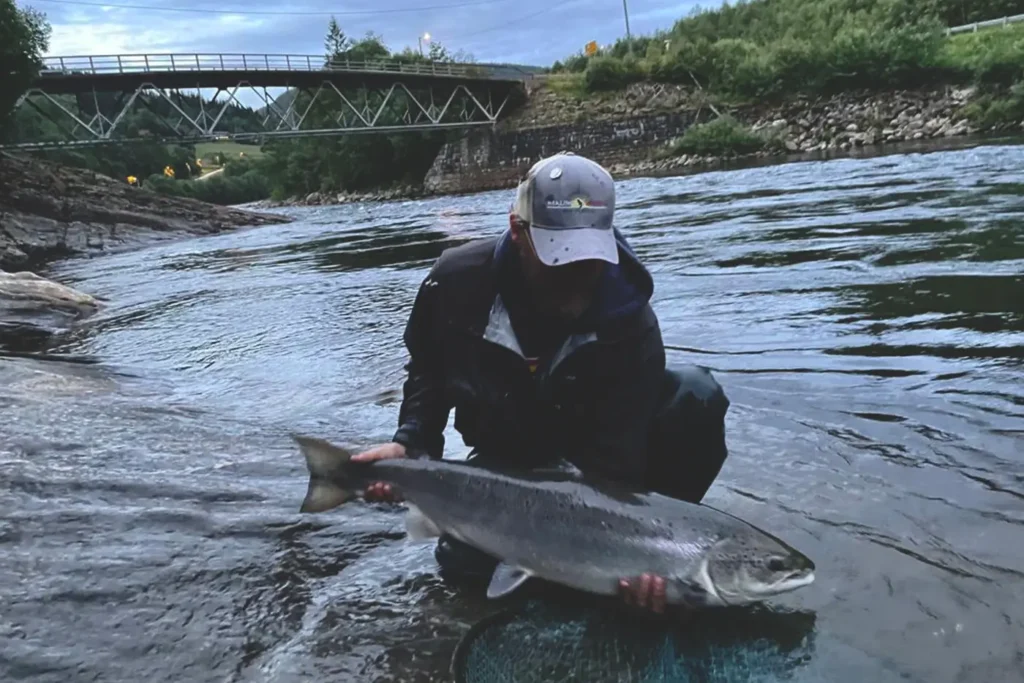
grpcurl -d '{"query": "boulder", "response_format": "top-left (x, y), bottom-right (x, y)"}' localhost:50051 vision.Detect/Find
top-left (0, 270), bottom-right (100, 331)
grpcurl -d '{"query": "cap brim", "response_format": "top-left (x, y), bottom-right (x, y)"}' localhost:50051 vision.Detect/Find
top-left (529, 225), bottom-right (620, 266)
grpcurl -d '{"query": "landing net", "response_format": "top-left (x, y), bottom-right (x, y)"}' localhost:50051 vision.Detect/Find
top-left (451, 599), bottom-right (820, 683)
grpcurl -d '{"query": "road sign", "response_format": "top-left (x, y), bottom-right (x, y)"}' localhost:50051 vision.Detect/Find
top-left (585, 40), bottom-right (598, 56)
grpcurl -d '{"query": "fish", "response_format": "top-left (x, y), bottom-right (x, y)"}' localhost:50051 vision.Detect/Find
top-left (291, 433), bottom-right (816, 607)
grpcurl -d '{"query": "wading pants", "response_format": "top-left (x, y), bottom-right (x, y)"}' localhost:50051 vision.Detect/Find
top-left (433, 363), bottom-right (731, 580)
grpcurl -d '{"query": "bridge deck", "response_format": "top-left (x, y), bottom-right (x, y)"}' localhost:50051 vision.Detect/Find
top-left (35, 53), bottom-right (535, 93)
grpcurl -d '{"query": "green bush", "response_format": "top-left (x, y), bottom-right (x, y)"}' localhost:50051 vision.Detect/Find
top-left (142, 165), bottom-right (271, 205)
top-left (583, 55), bottom-right (645, 91)
top-left (555, 0), bottom-right (1024, 98)
top-left (667, 115), bottom-right (785, 156)
top-left (962, 82), bottom-right (1024, 126)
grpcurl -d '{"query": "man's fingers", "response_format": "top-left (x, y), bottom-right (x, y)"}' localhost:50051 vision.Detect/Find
top-left (351, 442), bottom-right (407, 463)
top-left (651, 575), bottom-right (666, 614)
top-left (637, 573), bottom-right (652, 608)
top-left (364, 481), bottom-right (402, 502)
top-left (619, 574), bottom-right (666, 613)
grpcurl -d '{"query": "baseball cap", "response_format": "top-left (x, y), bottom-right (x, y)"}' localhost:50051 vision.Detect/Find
top-left (511, 152), bottom-right (619, 267)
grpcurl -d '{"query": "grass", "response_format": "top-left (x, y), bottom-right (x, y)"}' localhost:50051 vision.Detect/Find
top-left (938, 21), bottom-right (1024, 84)
top-left (544, 72), bottom-right (588, 99)
top-left (193, 141), bottom-right (265, 173)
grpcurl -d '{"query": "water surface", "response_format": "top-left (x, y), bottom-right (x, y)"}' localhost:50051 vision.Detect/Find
top-left (2, 144), bottom-right (1022, 682)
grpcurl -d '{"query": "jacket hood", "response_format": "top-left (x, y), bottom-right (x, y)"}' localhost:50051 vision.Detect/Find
top-left (493, 226), bottom-right (654, 331)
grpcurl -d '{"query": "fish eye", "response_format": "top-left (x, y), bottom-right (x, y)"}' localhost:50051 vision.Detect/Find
top-left (767, 558), bottom-right (788, 572)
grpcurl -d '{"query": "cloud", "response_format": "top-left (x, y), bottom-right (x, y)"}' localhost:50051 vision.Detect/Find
top-left (26, 0), bottom-right (706, 66)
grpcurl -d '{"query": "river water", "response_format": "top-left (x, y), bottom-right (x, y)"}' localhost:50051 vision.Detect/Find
top-left (1, 143), bottom-right (1022, 683)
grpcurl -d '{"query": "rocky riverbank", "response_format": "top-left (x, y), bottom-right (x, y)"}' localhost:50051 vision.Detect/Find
top-left (0, 153), bottom-right (290, 271)
top-left (253, 183), bottom-right (430, 209)
top-left (266, 81), bottom-right (1016, 206)
top-left (0, 152), bottom-right (291, 338)
top-left (605, 84), bottom-right (994, 177)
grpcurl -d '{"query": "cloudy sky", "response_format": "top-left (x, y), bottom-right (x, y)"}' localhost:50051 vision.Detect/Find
top-left (22, 0), bottom-right (708, 67)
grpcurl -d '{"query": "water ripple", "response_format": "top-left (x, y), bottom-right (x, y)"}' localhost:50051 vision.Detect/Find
top-left (2, 143), bottom-right (1023, 683)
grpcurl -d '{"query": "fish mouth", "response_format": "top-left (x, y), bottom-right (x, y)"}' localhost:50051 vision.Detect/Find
top-left (740, 569), bottom-right (815, 600)
top-left (770, 569), bottom-right (815, 594)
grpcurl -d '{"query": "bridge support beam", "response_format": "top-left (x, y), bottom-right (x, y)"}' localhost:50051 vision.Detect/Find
top-left (3, 78), bottom-right (516, 150)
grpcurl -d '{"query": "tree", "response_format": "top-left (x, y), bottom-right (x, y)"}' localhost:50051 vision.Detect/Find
top-left (324, 16), bottom-right (352, 65)
top-left (0, 0), bottom-right (50, 141)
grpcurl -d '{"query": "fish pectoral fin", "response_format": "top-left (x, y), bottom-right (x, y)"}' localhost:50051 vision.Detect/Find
top-left (486, 562), bottom-right (534, 599)
top-left (404, 503), bottom-right (442, 542)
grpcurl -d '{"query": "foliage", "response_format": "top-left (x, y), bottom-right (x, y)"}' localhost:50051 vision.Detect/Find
top-left (142, 156), bottom-right (270, 205)
top-left (554, 0), bottom-right (1024, 98)
top-left (938, 21), bottom-right (1024, 85)
top-left (962, 82), bottom-right (1024, 126)
top-left (255, 24), bottom-right (474, 199)
top-left (30, 143), bottom-right (198, 182)
top-left (665, 115), bottom-right (786, 157)
top-left (0, 0), bottom-right (50, 140)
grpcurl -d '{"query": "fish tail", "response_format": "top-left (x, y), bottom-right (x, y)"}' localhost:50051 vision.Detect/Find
top-left (291, 433), bottom-right (360, 513)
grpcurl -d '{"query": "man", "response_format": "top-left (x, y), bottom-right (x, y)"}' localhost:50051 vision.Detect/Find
top-left (353, 152), bottom-right (730, 613)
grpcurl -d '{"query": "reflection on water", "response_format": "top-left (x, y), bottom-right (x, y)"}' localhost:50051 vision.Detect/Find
top-left (2, 143), bottom-right (1023, 683)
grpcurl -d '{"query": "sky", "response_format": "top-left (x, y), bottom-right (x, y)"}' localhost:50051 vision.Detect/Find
top-left (20, 0), bottom-right (708, 67)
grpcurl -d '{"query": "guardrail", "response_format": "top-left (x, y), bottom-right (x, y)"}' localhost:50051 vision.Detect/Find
top-left (38, 53), bottom-right (519, 79)
top-left (947, 13), bottom-right (1024, 35)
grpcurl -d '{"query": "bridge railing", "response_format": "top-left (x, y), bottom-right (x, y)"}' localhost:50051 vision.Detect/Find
top-left (38, 53), bottom-right (504, 79)
top-left (947, 13), bottom-right (1024, 35)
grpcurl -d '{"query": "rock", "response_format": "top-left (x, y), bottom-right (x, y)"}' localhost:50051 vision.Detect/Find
top-left (945, 120), bottom-right (969, 137)
top-left (1, 245), bottom-right (28, 268)
top-left (0, 270), bottom-right (99, 331)
top-left (785, 140), bottom-right (800, 152)
top-left (846, 123), bottom-right (859, 132)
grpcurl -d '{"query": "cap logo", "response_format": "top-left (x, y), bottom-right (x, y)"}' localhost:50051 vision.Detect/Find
top-left (549, 167), bottom-right (562, 179)
top-left (545, 194), bottom-right (607, 211)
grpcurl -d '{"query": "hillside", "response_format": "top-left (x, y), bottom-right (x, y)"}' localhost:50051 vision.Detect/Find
top-left (551, 0), bottom-right (1024, 103)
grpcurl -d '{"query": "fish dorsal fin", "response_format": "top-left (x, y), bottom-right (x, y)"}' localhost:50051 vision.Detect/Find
top-left (486, 562), bottom-right (533, 599)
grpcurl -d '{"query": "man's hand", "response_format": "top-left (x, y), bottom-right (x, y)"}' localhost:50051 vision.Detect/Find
top-left (351, 442), bottom-right (407, 502)
top-left (619, 573), bottom-right (667, 614)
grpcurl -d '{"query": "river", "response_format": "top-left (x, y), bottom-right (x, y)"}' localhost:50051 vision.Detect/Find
top-left (1, 143), bottom-right (1022, 683)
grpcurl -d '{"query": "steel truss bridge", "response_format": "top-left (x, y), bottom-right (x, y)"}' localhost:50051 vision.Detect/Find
top-left (3, 53), bottom-right (535, 150)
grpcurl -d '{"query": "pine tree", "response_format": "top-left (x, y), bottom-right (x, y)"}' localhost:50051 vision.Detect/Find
top-left (324, 17), bottom-right (351, 65)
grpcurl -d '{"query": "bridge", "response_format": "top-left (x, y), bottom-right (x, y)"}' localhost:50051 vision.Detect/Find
top-left (3, 53), bottom-right (540, 151)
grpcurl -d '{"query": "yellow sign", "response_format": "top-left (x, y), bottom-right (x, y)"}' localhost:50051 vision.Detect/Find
top-left (585, 40), bottom-right (598, 56)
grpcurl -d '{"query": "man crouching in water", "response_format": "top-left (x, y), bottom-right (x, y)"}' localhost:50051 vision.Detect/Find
top-left (351, 152), bottom-right (730, 614)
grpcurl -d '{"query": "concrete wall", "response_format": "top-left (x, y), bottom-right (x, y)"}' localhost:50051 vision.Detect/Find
top-left (424, 111), bottom-right (696, 194)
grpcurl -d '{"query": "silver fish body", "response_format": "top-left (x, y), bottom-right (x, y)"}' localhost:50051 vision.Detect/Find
top-left (293, 434), bottom-right (815, 607)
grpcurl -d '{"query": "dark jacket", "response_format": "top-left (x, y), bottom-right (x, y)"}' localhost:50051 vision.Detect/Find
top-left (391, 227), bottom-right (666, 487)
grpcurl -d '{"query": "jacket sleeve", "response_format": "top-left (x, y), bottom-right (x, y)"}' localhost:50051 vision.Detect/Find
top-left (574, 307), bottom-right (666, 487)
top-left (391, 272), bottom-right (452, 460)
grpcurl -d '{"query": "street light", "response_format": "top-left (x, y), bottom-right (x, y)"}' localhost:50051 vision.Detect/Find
top-left (419, 32), bottom-right (431, 57)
